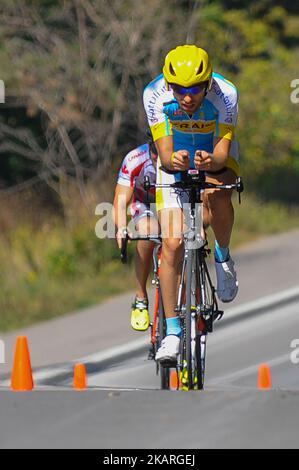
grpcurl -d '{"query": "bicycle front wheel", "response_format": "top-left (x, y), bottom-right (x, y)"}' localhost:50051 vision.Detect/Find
top-left (183, 248), bottom-right (196, 390)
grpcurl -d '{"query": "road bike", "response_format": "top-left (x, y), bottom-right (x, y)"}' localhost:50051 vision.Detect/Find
top-left (143, 169), bottom-right (244, 390)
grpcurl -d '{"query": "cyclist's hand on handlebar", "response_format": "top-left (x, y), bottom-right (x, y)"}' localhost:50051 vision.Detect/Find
top-left (171, 150), bottom-right (190, 171)
top-left (194, 150), bottom-right (213, 171)
top-left (116, 227), bottom-right (130, 250)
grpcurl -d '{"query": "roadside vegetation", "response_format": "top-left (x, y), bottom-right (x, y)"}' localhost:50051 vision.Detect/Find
top-left (0, 0), bottom-right (299, 331)
top-left (1, 185), bottom-right (298, 332)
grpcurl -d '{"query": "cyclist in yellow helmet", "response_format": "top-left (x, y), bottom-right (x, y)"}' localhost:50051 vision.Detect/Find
top-left (143, 45), bottom-right (240, 363)
top-left (163, 45), bottom-right (213, 89)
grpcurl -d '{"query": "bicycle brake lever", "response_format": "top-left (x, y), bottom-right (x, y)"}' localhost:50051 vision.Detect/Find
top-left (120, 229), bottom-right (129, 264)
top-left (236, 177), bottom-right (244, 205)
top-left (144, 175), bottom-right (151, 191)
top-left (144, 176), bottom-right (152, 204)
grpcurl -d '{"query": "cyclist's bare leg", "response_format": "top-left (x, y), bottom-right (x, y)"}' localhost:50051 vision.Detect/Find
top-left (203, 201), bottom-right (210, 230)
top-left (135, 216), bottom-right (159, 300)
top-left (203, 168), bottom-right (239, 303)
top-left (158, 208), bottom-right (184, 319)
top-left (204, 168), bottom-right (236, 247)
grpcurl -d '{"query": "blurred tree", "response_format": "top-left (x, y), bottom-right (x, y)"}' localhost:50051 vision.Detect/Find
top-left (0, 0), bottom-right (298, 205)
top-left (0, 0), bottom-right (190, 205)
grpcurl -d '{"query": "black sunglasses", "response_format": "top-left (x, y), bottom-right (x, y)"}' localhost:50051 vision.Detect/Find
top-left (170, 83), bottom-right (208, 96)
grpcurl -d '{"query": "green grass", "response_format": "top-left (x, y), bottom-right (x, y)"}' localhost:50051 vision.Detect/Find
top-left (1, 193), bottom-right (299, 332)
top-left (0, 221), bottom-right (136, 332)
top-left (231, 193), bottom-right (299, 247)
top-left (0, 260), bottom-right (136, 332)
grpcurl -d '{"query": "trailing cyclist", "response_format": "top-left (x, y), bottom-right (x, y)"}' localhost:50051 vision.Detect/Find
top-left (143, 45), bottom-right (240, 363)
top-left (113, 132), bottom-right (159, 332)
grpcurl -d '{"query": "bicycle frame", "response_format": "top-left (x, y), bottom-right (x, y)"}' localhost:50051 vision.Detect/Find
top-left (144, 169), bottom-right (243, 390)
top-left (176, 182), bottom-right (222, 389)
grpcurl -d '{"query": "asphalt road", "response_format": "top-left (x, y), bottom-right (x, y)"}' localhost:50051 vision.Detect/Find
top-left (0, 230), bottom-right (299, 449)
top-left (76, 297), bottom-right (299, 392)
top-left (0, 389), bottom-right (299, 449)
top-left (0, 294), bottom-right (298, 449)
top-left (1, 229), bottom-right (299, 375)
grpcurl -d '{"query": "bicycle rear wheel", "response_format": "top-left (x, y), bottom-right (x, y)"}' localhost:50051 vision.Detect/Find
top-left (183, 248), bottom-right (209, 390)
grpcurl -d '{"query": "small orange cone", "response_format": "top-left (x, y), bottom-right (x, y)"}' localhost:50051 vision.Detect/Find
top-left (73, 363), bottom-right (87, 390)
top-left (170, 370), bottom-right (179, 390)
top-left (11, 336), bottom-right (34, 392)
top-left (258, 364), bottom-right (272, 390)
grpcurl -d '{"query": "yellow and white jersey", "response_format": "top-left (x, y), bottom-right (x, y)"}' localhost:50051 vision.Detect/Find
top-left (143, 72), bottom-right (239, 171)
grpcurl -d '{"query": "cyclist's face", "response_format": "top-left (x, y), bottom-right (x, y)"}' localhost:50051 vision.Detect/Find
top-left (173, 89), bottom-right (206, 114)
top-left (171, 83), bottom-right (207, 114)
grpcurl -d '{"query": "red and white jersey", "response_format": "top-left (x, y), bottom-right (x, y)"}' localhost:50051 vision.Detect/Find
top-left (117, 143), bottom-right (156, 204)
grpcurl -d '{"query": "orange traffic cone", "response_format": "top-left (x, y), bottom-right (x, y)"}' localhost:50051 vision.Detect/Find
top-left (73, 363), bottom-right (87, 390)
top-left (11, 336), bottom-right (34, 391)
top-left (170, 370), bottom-right (179, 390)
top-left (258, 363), bottom-right (272, 390)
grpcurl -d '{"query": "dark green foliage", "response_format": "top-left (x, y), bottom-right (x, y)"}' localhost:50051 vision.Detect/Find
top-left (0, 0), bottom-right (298, 204)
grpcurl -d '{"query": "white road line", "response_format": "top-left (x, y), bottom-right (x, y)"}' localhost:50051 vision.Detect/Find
top-left (78, 336), bottom-right (149, 365)
top-left (2, 286), bottom-right (299, 387)
top-left (2, 337), bottom-right (149, 386)
top-left (221, 285), bottom-right (299, 321)
top-left (208, 353), bottom-right (291, 386)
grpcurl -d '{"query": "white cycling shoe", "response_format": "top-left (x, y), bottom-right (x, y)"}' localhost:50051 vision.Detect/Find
top-left (155, 335), bottom-right (180, 364)
top-left (215, 256), bottom-right (239, 303)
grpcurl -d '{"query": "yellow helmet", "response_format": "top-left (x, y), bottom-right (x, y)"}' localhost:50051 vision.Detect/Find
top-left (163, 45), bottom-right (213, 88)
